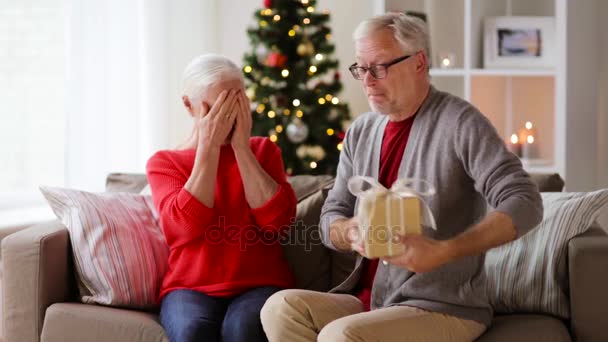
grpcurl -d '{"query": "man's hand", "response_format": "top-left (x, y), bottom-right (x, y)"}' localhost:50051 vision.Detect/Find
top-left (231, 89), bottom-right (252, 151)
top-left (329, 217), bottom-right (363, 253)
top-left (198, 89), bottom-right (239, 149)
top-left (383, 234), bottom-right (453, 273)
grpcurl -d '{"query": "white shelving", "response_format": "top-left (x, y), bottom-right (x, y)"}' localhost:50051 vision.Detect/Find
top-left (374, 0), bottom-right (565, 176)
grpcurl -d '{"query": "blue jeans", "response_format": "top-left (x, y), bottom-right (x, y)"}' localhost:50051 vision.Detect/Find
top-left (160, 287), bottom-right (280, 342)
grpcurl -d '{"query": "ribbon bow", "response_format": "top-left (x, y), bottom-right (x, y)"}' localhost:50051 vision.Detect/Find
top-left (347, 176), bottom-right (437, 231)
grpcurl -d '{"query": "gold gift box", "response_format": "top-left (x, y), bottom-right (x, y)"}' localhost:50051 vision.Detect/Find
top-left (358, 191), bottom-right (422, 259)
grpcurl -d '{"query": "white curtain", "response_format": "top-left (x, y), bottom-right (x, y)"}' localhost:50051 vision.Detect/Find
top-left (65, 0), bottom-right (218, 191)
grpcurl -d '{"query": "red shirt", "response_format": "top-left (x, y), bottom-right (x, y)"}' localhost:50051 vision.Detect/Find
top-left (356, 115), bottom-right (416, 311)
top-left (146, 137), bottom-right (296, 300)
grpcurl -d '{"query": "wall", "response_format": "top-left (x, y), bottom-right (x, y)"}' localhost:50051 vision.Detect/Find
top-left (596, 0), bottom-right (608, 230)
top-left (167, 1), bottom-right (219, 149)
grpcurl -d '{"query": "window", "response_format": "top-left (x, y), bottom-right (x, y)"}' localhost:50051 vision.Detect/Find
top-left (0, 0), bottom-right (66, 210)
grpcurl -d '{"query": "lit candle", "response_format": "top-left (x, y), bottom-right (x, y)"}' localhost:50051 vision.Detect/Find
top-left (507, 134), bottom-right (522, 157)
top-left (521, 134), bottom-right (537, 159)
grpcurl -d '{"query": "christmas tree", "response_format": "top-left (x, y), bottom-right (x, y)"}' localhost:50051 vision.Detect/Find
top-left (243, 0), bottom-right (351, 175)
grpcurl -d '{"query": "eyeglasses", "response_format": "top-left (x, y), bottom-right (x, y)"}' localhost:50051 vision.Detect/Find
top-left (348, 54), bottom-right (414, 80)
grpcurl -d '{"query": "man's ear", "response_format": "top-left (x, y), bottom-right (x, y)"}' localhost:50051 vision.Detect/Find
top-left (416, 52), bottom-right (428, 73)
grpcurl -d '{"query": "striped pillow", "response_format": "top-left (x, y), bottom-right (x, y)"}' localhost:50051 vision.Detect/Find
top-left (485, 189), bottom-right (608, 318)
top-left (40, 186), bottom-right (169, 309)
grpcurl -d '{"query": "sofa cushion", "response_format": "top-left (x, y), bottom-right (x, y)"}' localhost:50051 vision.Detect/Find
top-left (529, 173), bottom-right (565, 192)
top-left (485, 189), bottom-right (608, 318)
top-left (41, 303), bottom-right (167, 342)
top-left (40, 186), bottom-right (168, 309)
top-left (281, 175), bottom-right (335, 291)
top-left (106, 173), bottom-right (149, 193)
top-left (477, 314), bottom-right (570, 342)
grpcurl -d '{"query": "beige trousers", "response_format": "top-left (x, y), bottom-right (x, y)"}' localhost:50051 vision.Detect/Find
top-left (261, 289), bottom-right (486, 342)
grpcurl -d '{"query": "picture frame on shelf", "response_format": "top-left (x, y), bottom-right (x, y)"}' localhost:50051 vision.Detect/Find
top-left (483, 16), bottom-right (555, 69)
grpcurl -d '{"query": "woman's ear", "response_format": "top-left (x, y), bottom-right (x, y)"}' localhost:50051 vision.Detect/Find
top-left (182, 96), bottom-right (195, 117)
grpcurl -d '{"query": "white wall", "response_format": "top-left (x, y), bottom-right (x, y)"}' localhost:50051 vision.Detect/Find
top-left (166, 1), bottom-right (219, 149)
top-left (596, 0), bottom-right (608, 230)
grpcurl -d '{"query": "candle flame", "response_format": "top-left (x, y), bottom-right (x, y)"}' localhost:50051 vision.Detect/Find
top-left (510, 134), bottom-right (519, 144)
top-left (527, 135), bottom-right (535, 144)
top-left (525, 121), bottom-right (533, 130)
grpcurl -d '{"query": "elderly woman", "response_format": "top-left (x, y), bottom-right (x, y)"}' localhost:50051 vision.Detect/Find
top-left (146, 54), bottom-right (296, 342)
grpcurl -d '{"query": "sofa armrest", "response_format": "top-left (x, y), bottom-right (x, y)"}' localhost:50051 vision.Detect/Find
top-left (2, 220), bottom-right (75, 342)
top-left (568, 226), bottom-right (608, 342)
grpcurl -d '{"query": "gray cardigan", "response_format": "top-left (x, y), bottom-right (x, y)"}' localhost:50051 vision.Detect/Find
top-left (320, 86), bottom-right (543, 326)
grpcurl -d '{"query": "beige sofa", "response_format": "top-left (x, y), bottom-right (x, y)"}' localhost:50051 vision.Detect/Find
top-left (2, 173), bottom-right (608, 342)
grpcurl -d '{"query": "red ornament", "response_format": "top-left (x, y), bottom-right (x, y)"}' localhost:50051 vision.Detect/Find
top-left (265, 52), bottom-right (287, 68)
top-left (337, 131), bottom-right (345, 140)
top-left (264, 0), bottom-right (272, 8)
top-left (334, 71), bottom-right (341, 80)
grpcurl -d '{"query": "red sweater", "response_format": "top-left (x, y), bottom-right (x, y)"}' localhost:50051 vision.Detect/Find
top-left (146, 137), bottom-right (296, 300)
top-left (356, 115), bottom-right (416, 311)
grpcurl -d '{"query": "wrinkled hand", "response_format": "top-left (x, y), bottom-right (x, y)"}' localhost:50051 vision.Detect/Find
top-left (198, 89), bottom-right (239, 149)
top-left (382, 234), bottom-right (453, 273)
top-left (231, 89), bottom-right (252, 151)
top-left (340, 218), bottom-right (368, 257)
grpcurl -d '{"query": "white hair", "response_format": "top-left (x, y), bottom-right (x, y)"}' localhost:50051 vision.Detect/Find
top-left (181, 54), bottom-right (243, 107)
top-left (353, 12), bottom-right (430, 61)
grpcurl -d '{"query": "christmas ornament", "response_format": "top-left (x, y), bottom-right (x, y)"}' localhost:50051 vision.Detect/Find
top-left (256, 45), bottom-right (269, 64)
top-left (286, 119), bottom-right (309, 143)
top-left (334, 71), bottom-right (341, 81)
top-left (297, 40), bottom-right (314, 56)
top-left (264, 0), bottom-right (272, 8)
top-left (275, 94), bottom-right (288, 107)
top-left (265, 52), bottom-right (287, 68)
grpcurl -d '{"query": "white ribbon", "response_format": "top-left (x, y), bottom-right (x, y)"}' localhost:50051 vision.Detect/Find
top-left (347, 176), bottom-right (437, 231)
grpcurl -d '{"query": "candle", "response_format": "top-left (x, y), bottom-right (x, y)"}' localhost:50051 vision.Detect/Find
top-left (507, 133), bottom-right (522, 157)
top-left (521, 134), bottom-right (537, 159)
top-left (438, 52), bottom-right (456, 69)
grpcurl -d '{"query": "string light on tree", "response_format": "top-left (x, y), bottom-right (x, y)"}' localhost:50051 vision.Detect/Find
top-left (292, 99), bottom-right (301, 106)
top-left (281, 69), bottom-right (289, 77)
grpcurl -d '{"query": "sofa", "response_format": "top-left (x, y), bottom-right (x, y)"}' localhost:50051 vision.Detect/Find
top-left (2, 173), bottom-right (608, 342)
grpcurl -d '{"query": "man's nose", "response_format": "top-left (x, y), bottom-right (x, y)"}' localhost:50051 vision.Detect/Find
top-left (362, 70), bottom-right (376, 87)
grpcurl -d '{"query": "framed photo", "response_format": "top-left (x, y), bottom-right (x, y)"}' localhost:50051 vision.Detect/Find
top-left (484, 16), bottom-right (555, 69)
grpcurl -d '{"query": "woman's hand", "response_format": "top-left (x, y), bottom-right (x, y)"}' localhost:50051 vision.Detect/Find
top-left (198, 89), bottom-right (239, 149)
top-left (231, 90), bottom-right (252, 151)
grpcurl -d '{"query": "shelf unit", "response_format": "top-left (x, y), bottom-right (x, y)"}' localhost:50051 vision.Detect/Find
top-left (373, 0), bottom-right (566, 176)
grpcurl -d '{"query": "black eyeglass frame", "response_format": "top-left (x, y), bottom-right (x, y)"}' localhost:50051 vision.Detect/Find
top-left (348, 54), bottom-right (415, 80)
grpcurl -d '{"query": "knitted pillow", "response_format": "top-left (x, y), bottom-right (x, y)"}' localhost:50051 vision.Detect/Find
top-left (40, 186), bottom-right (168, 309)
top-left (485, 189), bottom-right (608, 318)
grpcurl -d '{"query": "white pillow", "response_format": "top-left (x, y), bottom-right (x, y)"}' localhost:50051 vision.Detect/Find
top-left (485, 189), bottom-right (608, 318)
top-left (40, 186), bottom-right (168, 309)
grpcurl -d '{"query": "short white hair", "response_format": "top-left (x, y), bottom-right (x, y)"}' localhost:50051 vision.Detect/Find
top-left (353, 12), bottom-right (430, 59)
top-left (182, 54), bottom-right (243, 105)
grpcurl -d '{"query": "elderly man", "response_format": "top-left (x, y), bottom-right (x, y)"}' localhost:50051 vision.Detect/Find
top-left (261, 12), bottom-right (542, 342)
top-left (147, 54), bottom-right (296, 342)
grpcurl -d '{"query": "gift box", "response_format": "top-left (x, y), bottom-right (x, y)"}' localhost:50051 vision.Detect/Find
top-left (348, 176), bottom-right (437, 259)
